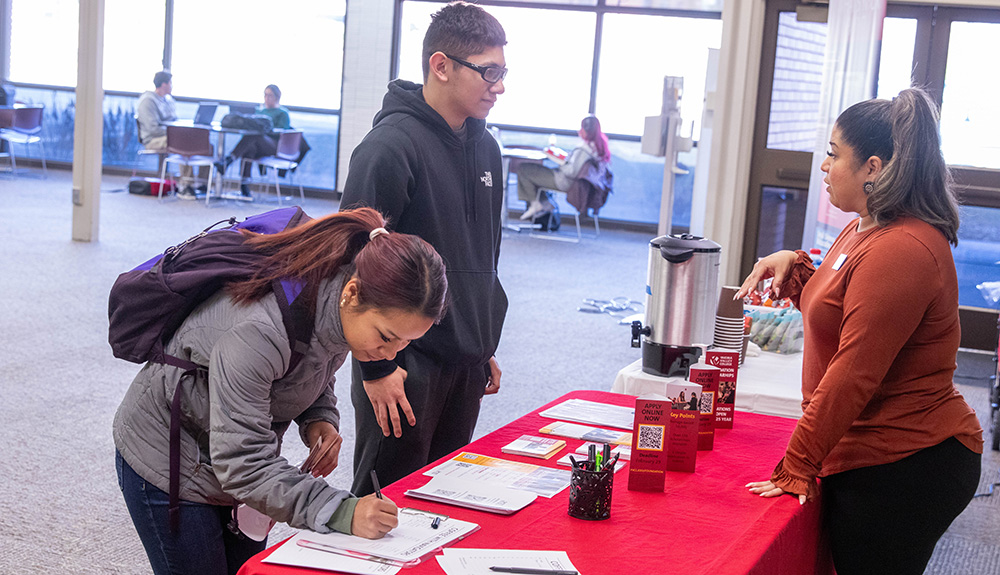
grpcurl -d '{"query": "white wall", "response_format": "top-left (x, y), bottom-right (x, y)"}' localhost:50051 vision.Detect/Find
top-left (337, 0), bottom-right (396, 192)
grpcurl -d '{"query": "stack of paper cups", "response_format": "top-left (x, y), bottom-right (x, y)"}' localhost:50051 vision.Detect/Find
top-left (713, 286), bottom-right (744, 351)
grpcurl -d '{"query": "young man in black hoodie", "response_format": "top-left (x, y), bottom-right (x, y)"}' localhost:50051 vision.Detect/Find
top-left (339, 2), bottom-right (508, 496)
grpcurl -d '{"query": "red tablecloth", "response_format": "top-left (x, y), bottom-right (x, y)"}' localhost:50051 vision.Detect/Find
top-left (238, 390), bottom-right (832, 575)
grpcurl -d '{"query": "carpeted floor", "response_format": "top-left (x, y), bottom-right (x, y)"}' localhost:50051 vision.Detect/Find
top-left (0, 169), bottom-right (997, 574)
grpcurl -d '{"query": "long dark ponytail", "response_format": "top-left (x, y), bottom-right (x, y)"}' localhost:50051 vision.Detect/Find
top-left (835, 88), bottom-right (959, 245)
top-left (228, 208), bottom-right (448, 321)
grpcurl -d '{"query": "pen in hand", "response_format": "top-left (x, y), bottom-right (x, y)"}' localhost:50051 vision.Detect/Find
top-left (371, 470), bottom-right (384, 499)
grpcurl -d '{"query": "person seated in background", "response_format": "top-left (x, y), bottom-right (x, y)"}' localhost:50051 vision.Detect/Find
top-left (517, 115), bottom-right (612, 220)
top-left (136, 71), bottom-right (177, 151)
top-left (136, 71), bottom-right (204, 200)
top-left (216, 84), bottom-right (291, 197)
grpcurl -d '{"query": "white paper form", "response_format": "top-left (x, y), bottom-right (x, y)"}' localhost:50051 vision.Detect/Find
top-left (406, 476), bottom-right (536, 514)
top-left (425, 452), bottom-right (571, 498)
top-left (262, 531), bottom-right (400, 574)
top-left (437, 549), bottom-right (580, 575)
top-left (538, 398), bottom-right (635, 430)
top-left (276, 508), bottom-right (478, 568)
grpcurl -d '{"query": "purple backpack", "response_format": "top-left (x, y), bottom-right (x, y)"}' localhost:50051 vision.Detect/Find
top-left (108, 206), bottom-right (313, 530)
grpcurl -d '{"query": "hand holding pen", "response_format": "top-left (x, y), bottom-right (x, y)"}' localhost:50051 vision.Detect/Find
top-left (352, 470), bottom-right (399, 539)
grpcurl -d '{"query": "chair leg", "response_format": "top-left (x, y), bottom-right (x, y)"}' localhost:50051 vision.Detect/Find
top-left (574, 211), bottom-right (581, 241)
top-left (38, 140), bottom-right (47, 178)
top-left (158, 160), bottom-right (169, 201)
top-left (292, 171), bottom-right (304, 203)
top-left (272, 166), bottom-right (282, 207)
top-left (8, 140), bottom-right (17, 173)
top-left (205, 163), bottom-right (216, 207)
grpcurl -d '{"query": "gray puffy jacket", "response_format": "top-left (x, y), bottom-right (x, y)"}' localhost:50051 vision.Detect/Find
top-left (113, 273), bottom-right (351, 532)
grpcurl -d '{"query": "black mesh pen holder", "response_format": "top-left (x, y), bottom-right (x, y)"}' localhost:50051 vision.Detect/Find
top-left (567, 466), bottom-right (614, 520)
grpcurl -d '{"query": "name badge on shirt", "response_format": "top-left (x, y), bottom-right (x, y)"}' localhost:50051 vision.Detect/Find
top-left (831, 253), bottom-right (848, 271)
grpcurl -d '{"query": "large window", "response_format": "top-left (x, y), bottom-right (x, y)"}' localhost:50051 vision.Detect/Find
top-left (939, 21), bottom-right (1000, 170)
top-left (396, 0), bottom-right (722, 228)
top-left (598, 13), bottom-right (721, 137)
top-left (875, 17), bottom-right (917, 101)
top-left (103, 0), bottom-right (166, 92)
top-left (171, 0), bottom-right (345, 108)
top-left (8, 0), bottom-right (78, 86)
top-left (3, 1), bottom-right (346, 191)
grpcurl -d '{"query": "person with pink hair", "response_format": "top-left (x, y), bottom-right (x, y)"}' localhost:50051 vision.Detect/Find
top-left (518, 115), bottom-right (611, 220)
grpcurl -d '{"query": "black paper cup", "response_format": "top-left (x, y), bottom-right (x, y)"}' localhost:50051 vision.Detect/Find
top-left (568, 465), bottom-right (614, 520)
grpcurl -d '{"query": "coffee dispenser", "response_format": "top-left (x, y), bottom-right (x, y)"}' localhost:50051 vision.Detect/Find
top-left (631, 234), bottom-right (721, 377)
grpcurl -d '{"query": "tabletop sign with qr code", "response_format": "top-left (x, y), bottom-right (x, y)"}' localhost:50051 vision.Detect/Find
top-left (665, 381), bottom-right (701, 473)
top-left (689, 364), bottom-right (720, 451)
top-left (628, 394), bottom-right (670, 491)
top-left (706, 350), bottom-right (740, 429)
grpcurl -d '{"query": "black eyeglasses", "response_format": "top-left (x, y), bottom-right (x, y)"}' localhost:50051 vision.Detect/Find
top-left (444, 54), bottom-right (507, 84)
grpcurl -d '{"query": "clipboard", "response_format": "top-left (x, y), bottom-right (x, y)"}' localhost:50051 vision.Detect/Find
top-left (293, 508), bottom-right (479, 567)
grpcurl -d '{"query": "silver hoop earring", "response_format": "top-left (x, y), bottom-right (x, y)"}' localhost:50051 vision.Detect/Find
top-left (863, 181), bottom-right (874, 195)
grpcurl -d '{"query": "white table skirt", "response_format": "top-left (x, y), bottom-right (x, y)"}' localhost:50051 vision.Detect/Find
top-left (611, 352), bottom-right (805, 419)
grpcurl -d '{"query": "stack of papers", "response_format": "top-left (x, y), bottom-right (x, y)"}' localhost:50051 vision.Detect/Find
top-left (437, 549), bottom-right (579, 575)
top-left (425, 452), bottom-right (571, 498)
top-left (539, 398), bottom-right (636, 430)
top-left (406, 476), bottom-right (536, 515)
top-left (501, 435), bottom-right (566, 459)
top-left (538, 421), bottom-right (632, 446)
top-left (262, 508), bottom-right (479, 573)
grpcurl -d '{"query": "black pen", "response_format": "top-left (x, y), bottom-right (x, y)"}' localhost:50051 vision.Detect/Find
top-left (605, 452), bottom-right (621, 471)
top-left (602, 443), bottom-right (611, 468)
top-left (568, 455), bottom-right (579, 470)
top-left (370, 470), bottom-right (383, 499)
top-left (489, 567), bottom-right (578, 575)
top-left (431, 516), bottom-right (441, 529)
top-left (588, 443), bottom-right (596, 471)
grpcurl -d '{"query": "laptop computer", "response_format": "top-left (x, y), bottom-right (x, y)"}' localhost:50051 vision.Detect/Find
top-left (193, 102), bottom-right (218, 126)
top-left (228, 103), bottom-right (257, 116)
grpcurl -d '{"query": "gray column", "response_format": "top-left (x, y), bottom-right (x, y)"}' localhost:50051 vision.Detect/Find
top-left (71, 0), bottom-right (104, 242)
top-left (337, 0), bottom-right (395, 193)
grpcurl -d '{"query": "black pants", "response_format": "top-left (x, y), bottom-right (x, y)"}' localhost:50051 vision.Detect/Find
top-left (350, 347), bottom-right (487, 496)
top-left (822, 437), bottom-right (980, 575)
top-left (230, 135), bottom-right (277, 178)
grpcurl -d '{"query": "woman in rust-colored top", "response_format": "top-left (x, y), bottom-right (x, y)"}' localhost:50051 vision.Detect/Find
top-left (736, 88), bottom-right (982, 575)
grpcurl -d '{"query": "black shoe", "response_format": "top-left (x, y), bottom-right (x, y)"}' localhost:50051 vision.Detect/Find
top-left (195, 184), bottom-right (207, 193)
top-left (214, 156), bottom-right (235, 173)
top-left (176, 187), bottom-right (197, 201)
top-left (240, 183), bottom-right (252, 197)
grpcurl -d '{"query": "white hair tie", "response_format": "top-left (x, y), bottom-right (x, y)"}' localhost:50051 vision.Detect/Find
top-left (369, 227), bottom-right (389, 241)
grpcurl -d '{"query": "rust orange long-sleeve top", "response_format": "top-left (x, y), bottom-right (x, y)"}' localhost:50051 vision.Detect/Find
top-left (771, 216), bottom-right (983, 497)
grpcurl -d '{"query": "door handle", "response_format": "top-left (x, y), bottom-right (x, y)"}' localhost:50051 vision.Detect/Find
top-left (776, 168), bottom-right (810, 181)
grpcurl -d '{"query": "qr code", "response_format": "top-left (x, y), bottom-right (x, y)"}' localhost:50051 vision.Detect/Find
top-left (699, 391), bottom-right (715, 414)
top-left (637, 424), bottom-right (665, 450)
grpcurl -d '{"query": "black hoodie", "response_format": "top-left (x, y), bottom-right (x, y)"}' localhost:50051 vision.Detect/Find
top-left (340, 80), bottom-right (508, 374)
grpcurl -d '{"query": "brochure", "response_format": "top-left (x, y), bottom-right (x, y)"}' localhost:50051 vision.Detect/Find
top-left (500, 435), bottom-right (566, 459)
top-left (538, 398), bottom-right (636, 430)
top-left (424, 452), bottom-right (571, 499)
top-left (405, 476), bottom-right (536, 515)
top-left (538, 421), bottom-right (632, 446)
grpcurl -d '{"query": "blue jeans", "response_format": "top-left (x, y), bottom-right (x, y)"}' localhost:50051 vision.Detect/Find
top-left (116, 450), bottom-right (266, 575)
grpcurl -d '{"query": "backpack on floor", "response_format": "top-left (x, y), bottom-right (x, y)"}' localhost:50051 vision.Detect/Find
top-left (108, 205), bottom-right (313, 530)
top-left (532, 203), bottom-right (561, 232)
